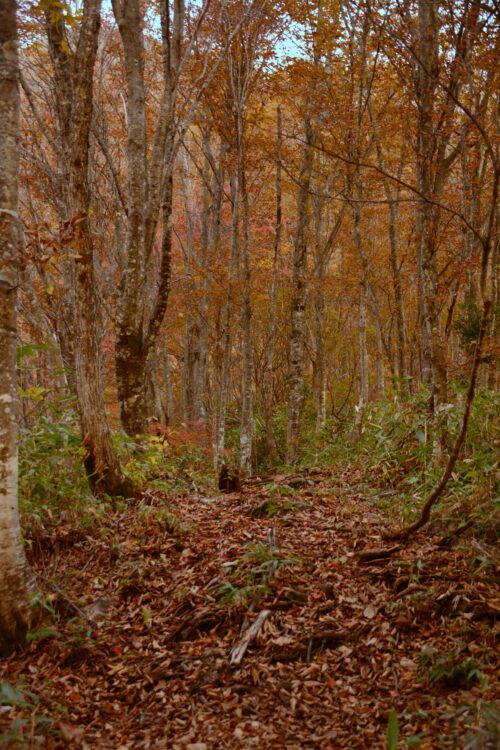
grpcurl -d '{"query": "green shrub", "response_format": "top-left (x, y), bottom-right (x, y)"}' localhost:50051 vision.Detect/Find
top-left (19, 409), bottom-right (91, 523)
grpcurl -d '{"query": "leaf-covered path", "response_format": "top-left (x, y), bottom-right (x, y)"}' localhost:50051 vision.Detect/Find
top-left (1, 470), bottom-right (498, 749)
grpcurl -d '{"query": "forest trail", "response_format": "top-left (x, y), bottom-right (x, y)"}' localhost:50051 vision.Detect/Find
top-left (1, 470), bottom-right (498, 749)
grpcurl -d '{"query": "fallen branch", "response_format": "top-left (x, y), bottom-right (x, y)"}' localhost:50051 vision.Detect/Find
top-left (356, 545), bottom-right (400, 563)
top-left (229, 610), bottom-right (271, 666)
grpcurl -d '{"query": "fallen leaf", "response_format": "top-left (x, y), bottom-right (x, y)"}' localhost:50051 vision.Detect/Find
top-left (363, 604), bottom-right (377, 619)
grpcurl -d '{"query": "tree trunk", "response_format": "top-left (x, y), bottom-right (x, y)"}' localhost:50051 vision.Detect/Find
top-left (370, 110), bottom-right (406, 393)
top-left (286, 113), bottom-right (315, 463)
top-left (43, 0), bottom-right (131, 494)
top-left (181, 142), bottom-right (208, 426)
top-left (357, 276), bottom-right (369, 407)
top-left (67, 0), bottom-right (132, 495)
top-left (312, 210), bottom-right (327, 430)
top-left (262, 106), bottom-right (282, 462)
top-left (112, 0), bottom-right (148, 434)
top-left (0, 0), bottom-right (36, 654)
top-left (239, 146), bottom-right (253, 476)
top-left (208, 146), bottom-right (230, 472)
top-left (376, 324), bottom-right (385, 400)
top-left (414, 0), bottom-right (477, 408)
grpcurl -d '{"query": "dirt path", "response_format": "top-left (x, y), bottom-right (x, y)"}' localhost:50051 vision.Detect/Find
top-left (1, 470), bottom-right (498, 748)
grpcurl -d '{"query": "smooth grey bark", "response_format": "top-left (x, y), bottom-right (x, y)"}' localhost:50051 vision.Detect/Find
top-left (208, 145), bottom-right (232, 473)
top-left (238, 131), bottom-right (253, 475)
top-left (0, 0), bottom-right (36, 654)
top-left (212, 170), bottom-right (236, 472)
top-left (224, 18), bottom-right (260, 475)
top-left (286, 111), bottom-right (315, 463)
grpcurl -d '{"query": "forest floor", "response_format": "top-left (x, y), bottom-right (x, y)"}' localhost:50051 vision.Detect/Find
top-left (1, 467), bottom-right (498, 749)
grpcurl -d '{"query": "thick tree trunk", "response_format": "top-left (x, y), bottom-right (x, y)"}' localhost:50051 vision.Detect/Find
top-left (112, 0), bottom-right (186, 435)
top-left (0, 0), bottom-right (35, 654)
top-left (67, 0), bottom-right (132, 495)
top-left (112, 0), bottom-right (148, 434)
top-left (43, 0), bottom-right (130, 494)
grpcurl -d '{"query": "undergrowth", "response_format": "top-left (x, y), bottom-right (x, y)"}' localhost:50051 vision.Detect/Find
top-left (291, 385), bottom-right (499, 537)
top-left (18, 404), bottom-right (213, 534)
top-left (18, 382), bottom-right (498, 543)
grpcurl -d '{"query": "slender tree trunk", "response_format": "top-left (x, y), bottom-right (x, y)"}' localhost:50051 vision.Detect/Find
top-left (376, 324), bottom-right (385, 399)
top-left (262, 106), bottom-right (282, 463)
top-left (239, 143), bottom-right (253, 475)
top-left (414, 0), bottom-right (475, 408)
top-left (286, 113), bottom-right (315, 463)
top-left (415, 0), bottom-right (438, 398)
top-left (181, 143), bottom-right (197, 423)
top-left (207, 147), bottom-right (229, 472)
top-left (0, 0), bottom-right (36, 654)
top-left (163, 348), bottom-right (174, 425)
top-left (389, 198), bottom-right (407, 393)
top-left (370, 112), bottom-right (407, 392)
top-left (182, 142), bottom-right (208, 426)
top-left (312, 193), bottom-right (327, 431)
top-left (350, 172), bottom-right (370, 415)
top-left (357, 275), bottom-right (369, 407)
top-left (212, 166), bottom-right (236, 472)
top-left (487, 212), bottom-right (498, 389)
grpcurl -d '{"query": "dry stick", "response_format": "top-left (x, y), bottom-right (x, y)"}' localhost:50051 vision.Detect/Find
top-left (229, 610), bottom-right (271, 666)
top-left (356, 545), bottom-right (400, 562)
top-left (385, 299), bottom-right (492, 542)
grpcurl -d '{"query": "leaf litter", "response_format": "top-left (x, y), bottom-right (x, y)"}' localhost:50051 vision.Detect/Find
top-left (1, 469), bottom-right (498, 749)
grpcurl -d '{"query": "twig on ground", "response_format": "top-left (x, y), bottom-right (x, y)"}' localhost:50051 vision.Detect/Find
top-left (229, 610), bottom-right (271, 666)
